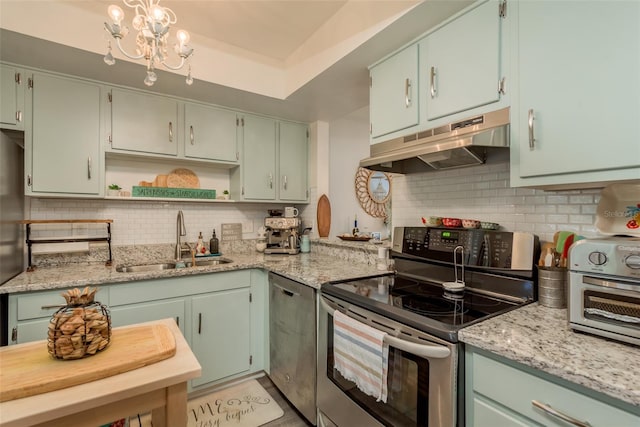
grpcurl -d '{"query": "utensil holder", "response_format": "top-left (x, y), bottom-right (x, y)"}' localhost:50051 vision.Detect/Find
top-left (537, 266), bottom-right (568, 308)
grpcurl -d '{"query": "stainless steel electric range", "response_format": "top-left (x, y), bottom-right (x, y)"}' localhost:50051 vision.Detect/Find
top-left (318, 226), bottom-right (540, 427)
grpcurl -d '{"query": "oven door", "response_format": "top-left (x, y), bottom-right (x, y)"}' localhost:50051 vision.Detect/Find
top-left (569, 272), bottom-right (640, 346)
top-left (317, 294), bottom-right (458, 427)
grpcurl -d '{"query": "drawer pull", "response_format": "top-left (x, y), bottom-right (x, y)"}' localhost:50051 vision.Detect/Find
top-left (531, 400), bottom-right (591, 427)
top-left (41, 304), bottom-right (66, 310)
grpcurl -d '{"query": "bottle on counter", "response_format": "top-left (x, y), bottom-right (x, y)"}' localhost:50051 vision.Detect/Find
top-left (352, 214), bottom-right (359, 236)
top-left (195, 232), bottom-right (208, 255)
top-left (209, 229), bottom-right (219, 254)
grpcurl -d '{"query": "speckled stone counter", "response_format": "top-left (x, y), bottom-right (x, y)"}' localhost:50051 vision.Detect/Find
top-left (459, 303), bottom-right (640, 407)
top-left (0, 250), bottom-right (390, 295)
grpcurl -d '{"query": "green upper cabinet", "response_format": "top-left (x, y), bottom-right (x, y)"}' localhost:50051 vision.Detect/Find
top-left (0, 64), bottom-right (25, 130)
top-left (511, 0), bottom-right (640, 187)
top-left (184, 102), bottom-right (239, 164)
top-left (421, 0), bottom-right (503, 121)
top-left (109, 88), bottom-right (179, 157)
top-left (232, 115), bottom-right (308, 202)
top-left (369, 44), bottom-right (419, 139)
top-left (279, 121), bottom-right (309, 201)
top-left (27, 72), bottom-right (102, 196)
top-left (237, 114), bottom-right (277, 200)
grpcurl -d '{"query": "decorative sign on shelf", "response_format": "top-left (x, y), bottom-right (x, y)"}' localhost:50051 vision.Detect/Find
top-left (132, 186), bottom-right (216, 200)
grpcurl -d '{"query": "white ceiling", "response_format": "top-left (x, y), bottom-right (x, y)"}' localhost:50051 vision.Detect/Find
top-left (0, 0), bottom-right (472, 122)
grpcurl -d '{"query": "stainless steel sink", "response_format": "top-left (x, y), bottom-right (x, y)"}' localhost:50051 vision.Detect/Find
top-left (115, 263), bottom-right (177, 273)
top-left (115, 258), bottom-right (232, 272)
top-left (185, 258), bottom-right (233, 267)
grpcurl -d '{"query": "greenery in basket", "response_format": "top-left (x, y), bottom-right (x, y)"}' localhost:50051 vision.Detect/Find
top-left (223, 190), bottom-right (229, 195)
top-left (108, 184), bottom-right (121, 190)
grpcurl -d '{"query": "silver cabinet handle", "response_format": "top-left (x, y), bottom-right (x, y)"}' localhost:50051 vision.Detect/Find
top-left (190, 125), bottom-right (194, 145)
top-left (269, 173), bottom-right (273, 189)
top-left (41, 304), bottom-right (66, 310)
top-left (430, 66), bottom-right (437, 98)
top-left (404, 78), bottom-right (412, 107)
top-left (283, 175), bottom-right (288, 190)
top-left (168, 121), bottom-right (173, 142)
top-left (528, 109), bottom-right (535, 149)
top-left (531, 401), bottom-right (591, 427)
top-left (16, 110), bottom-right (22, 122)
top-left (87, 156), bottom-right (92, 180)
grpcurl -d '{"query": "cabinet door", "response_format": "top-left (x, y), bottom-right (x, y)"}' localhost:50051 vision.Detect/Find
top-left (241, 115), bottom-right (277, 200)
top-left (29, 73), bottom-right (101, 195)
top-left (184, 103), bottom-right (238, 163)
top-left (422, 0), bottom-right (501, 120)
top-left (110, 299), bottom-right (185, 335)
top-left (110, 88), bottom-right (178, 156)
top-left (278, 121), bottom-right (308, 202)
top-left (191, 288), bottom-right (251, 387)
top-left (370, 45), bottom-right (419, 138)
top-left (515, 0), bottom-right (640, 178)
top-left (472, 398), bottom-right (531, 427)
top-left (0, 64), bottom-right (25, 129)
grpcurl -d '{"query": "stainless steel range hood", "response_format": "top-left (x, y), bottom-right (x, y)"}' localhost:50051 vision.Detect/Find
top-left (360, 108), bottom-right (510, 174)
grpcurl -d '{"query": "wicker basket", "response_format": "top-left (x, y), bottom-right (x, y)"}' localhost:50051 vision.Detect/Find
top-left (47, 287), bottom-right (111, 360)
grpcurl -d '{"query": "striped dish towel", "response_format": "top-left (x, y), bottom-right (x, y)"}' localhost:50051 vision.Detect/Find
top-left (333, 310), bottom-right (389, 402)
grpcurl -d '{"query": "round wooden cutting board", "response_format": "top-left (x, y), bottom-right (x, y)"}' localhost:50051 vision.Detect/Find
top-left (167, 168), bottom-right (200, 189)
top-left (317, 194), bottom-right (331, 238)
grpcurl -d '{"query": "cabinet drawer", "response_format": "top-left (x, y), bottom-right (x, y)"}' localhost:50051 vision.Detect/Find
top-left (14, 288), bottom-right (109, 321)
top-left (472, 353), bottom-right (639, 426)
top-left (109, 270), bottom-right (251, 306)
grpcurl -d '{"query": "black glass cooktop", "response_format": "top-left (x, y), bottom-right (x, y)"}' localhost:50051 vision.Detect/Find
top-left (322, 274), bottom-right (524, 341)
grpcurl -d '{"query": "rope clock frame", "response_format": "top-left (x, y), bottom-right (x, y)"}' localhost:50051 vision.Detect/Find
top-left (355, 167), bottom-right (391, 219)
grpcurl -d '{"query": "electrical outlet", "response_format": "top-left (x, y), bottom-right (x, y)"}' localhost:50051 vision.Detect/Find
top-left (242, 220), bottom-right (254, 234)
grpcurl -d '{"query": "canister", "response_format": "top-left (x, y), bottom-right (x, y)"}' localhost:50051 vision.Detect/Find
top-left (300, 235), bottom-right (310, 253)
top-left (537, 266), bottom-right (568, 308)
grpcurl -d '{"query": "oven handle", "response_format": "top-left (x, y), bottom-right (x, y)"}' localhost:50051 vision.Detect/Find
top-left (320, 296), bottom-right (451, 360)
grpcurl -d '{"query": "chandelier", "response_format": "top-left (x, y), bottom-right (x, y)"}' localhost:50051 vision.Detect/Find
top-left (103, 0), bottom-right (194, 86)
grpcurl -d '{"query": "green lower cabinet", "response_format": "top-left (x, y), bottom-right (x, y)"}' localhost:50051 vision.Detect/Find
top-left (109, 298), bottom-right (185, 335)
top-left (465, 347), bottom-right (640, 426)
top-left (190, 288), bottom-right (251, 388)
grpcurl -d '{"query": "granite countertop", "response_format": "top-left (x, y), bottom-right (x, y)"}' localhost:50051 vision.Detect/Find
top-left (459, 303), bottom-right (640, 408)
top-left (0, 251), bottom-right (390, 295)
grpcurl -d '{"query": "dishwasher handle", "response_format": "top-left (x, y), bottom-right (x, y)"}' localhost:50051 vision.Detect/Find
top-left (272, 281), bottom-right (300, 297)
top-left (320, 296), bottom-right (451, 360)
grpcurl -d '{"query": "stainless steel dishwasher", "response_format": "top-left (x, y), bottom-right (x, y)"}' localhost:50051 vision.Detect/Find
top-left (268, 272), bottom-right (317, 425)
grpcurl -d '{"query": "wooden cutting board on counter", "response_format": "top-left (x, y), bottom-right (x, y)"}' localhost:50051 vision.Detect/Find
top-left (167, 168), bottom-right (200, 188)
top-left (0, 323), bottom-right (176, 402)
top-left (317, 194), bottom-right (331, 238)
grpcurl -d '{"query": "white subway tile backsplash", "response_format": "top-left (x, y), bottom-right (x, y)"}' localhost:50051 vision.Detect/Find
top-left (392, 159), bottom-right (604, 243)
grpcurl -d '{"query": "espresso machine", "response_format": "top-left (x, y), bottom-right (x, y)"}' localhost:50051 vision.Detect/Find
top-left (265, 217), bottom-right (300, 254)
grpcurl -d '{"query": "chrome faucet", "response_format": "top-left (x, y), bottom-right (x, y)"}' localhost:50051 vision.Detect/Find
top-left (175, 210), bottom-right (192, 260)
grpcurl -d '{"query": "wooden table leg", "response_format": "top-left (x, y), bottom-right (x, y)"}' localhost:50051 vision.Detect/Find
top-left (152, 382), bottom-right (188, 427)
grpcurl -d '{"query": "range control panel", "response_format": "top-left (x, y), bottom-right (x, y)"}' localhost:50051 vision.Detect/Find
top-left (395, 227), bottom-right (536, 270)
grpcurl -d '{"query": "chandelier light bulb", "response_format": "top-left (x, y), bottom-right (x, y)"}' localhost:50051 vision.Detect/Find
top-left (150, 5), bottom-right (165, 22)
top-left (176, 29), bottom-right (190, 45)
top-left (107, 5), bottom-right (124, 24)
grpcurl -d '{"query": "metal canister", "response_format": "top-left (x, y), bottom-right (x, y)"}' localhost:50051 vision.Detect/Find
top-left (537, 266), bottom-right (568, 308)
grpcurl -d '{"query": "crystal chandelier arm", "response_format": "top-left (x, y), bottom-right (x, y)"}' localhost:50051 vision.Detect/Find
top-left (160, 56), bottom-right (186, 71)
top-left (113, 37), bottom-right (146, 61)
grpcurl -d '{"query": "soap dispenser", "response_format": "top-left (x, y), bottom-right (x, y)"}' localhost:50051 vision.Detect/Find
top-left (195, 232), bottom-right (207, 255)
top-left (209, 229), bottom-right (219, 255)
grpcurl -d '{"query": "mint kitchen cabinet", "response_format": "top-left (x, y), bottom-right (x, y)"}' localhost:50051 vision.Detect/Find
top-left (191, 288), bottom-right (251, 387)
top-left (7, 270), bottom-right (266, 390)
top-left (26, 72), bottom-right (103, 196)
top-left (184, 102), bottom-right (239, 164)
top-left (510, 0), bottom-right (640, 188)
top-left (108, 87), bottom-right (179, 157)
top-left (421, 0), bottom-right (504, 121)
top-left (466, 347), bottom-right (640, 426)
top-left (369, 44), bottom-right (419, 139)
top-left (231, 115), bottom-right (308, 202)
top-left (0, 63), bottom-right (25, 130)
top-left (7, 287), bottom-right (110, 345)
